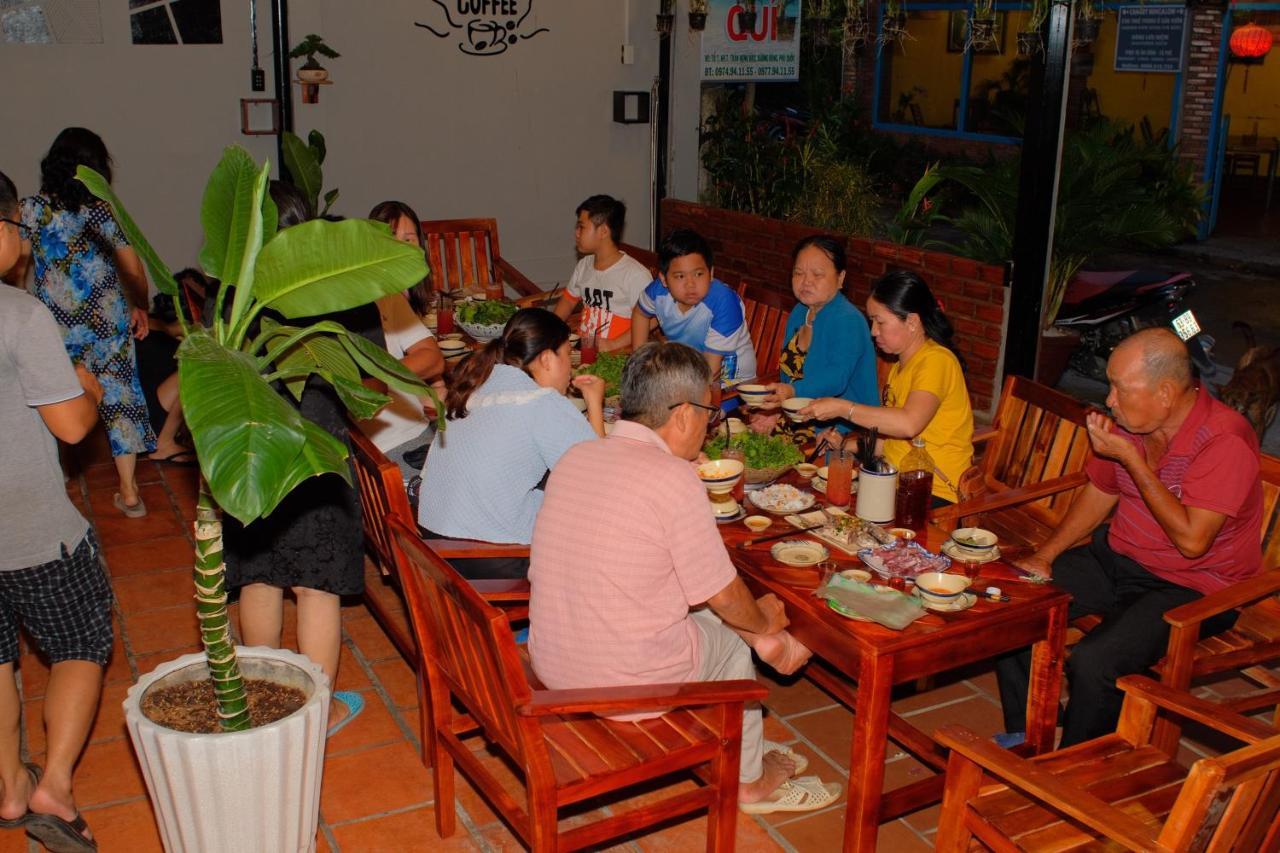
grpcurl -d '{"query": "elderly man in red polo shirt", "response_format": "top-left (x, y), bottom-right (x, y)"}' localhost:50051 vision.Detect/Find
top-left (529, 341), bottom-right (841, 815)
top-left (996, 328), bottom-right (1262, 748)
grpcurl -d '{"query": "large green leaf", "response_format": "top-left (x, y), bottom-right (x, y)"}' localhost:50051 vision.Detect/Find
top-left (198, 147), bottom-right (278, 280)
top-left (252, 219), bottom-right (427, 318)
top-left (76, 166), bottom-right (176, 297)
top-left (178, 330), bottom-right (335, 523)
top-left (265, 418), bottom-right (351, 514)
top-left (330, 374), bottom-right (392, 421)
top-left (282, 131), bottom-right (322, 213)
top-left (258, 318), bottom-right (363, 401)
top-left (225, 162), bottom-right (272, 342)
top-left (337, 330), bottom-right (433, 396)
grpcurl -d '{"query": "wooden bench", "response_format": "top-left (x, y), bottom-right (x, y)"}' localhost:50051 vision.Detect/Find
top-left (388, 515), bottom-right (767, 851)
top-left (421, 218), bottom-right (542, 299)
top-left (932, 375), bottom-right (1095, 552)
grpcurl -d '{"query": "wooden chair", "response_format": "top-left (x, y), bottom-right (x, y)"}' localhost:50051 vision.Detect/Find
top-left (932, 375), bottom-right (1095, 550)
top-left (387, 516), bottom-right (767, 852)
top-left (1152, 453), bottom-right (1280, 752)
top-left (619, 241), bottom-right (659, 278)
top-left (935, 675), bottom-right (1280, 852)
top-left (736, 280), bottom-right (793, 381)
top-left (420, 218), bottom-right (542, 299)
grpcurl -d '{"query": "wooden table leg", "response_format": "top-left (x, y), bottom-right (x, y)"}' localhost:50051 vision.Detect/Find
top-left (1024, 601), bottom-right (1067, 754)
top-left (844, 655), bottom-right (894, 853)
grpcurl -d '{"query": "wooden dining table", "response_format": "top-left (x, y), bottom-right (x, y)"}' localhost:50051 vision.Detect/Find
top-left (718, 487), bottom-right (1070, 852)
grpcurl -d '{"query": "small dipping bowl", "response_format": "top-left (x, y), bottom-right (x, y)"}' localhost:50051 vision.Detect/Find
top-left (914, 571), bottom-right (971, 606)
top-left (697, 458), bottom-right (745, 495)
top-left (743, 515), bottom-right (771, 533)
top-left (438, 340), bottom-right (468, 360)
top-left (737, 384), bottom-right (771, 408)
top-left (951, 527), bottom-right (998, 553)
top-left (712, 499), bottom-right (741, 518)
top-left (569, 333), bottom-right (580, 348)
top-left (794, 462), bottom-right (819, 479)
top-left (782, 397), bottom-right (813, 423)
top-left (840, 568), bottom-right (872, 583)
top-left (888, 527), bottom-right (917, 542)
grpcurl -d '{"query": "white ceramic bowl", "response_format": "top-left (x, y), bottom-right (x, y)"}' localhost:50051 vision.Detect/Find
top-left (439, 341), bottom-right (468, 360)
top-left (569, 333), bottom-right (580, 347)
top-left (951, 527), bottom-right (998, 553)
top-left (794, 462), bottom-right (819, 479)
top-left (914, 571), bottom-right (971, 605)
top-left (743, 515), bottom-right (771, 533)
top-left (737, 384), bottom-right (770, 407)
top-left (888, 527), bottom-right (917, 542)
top-left (456, 318), bottom-right (506, 342)
top-left (782, 397), bottom-right (813, 422)
top-left (698, 459), bottom-right (745, 495)
top-left (840, 568), bottom-right (872, 583)
top-left (712, 499), bottom-right (741, 517)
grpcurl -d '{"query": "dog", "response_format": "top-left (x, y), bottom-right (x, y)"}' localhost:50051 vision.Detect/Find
top-left (1217, 322), bottom-right (1280, 441)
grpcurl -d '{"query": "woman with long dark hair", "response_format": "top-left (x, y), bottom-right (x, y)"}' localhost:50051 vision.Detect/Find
top-left (359, 200), bottom-right (445, 475)
top-left (801, 270), bottom-right (974, 503)
top-left (753, 235), bottom-right (878, 440)
top-left (21, 128), bottom-right (156, 516)
top-left (418, 308), bottom-right (605, 578)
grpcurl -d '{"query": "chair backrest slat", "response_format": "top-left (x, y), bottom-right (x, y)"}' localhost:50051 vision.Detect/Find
top-left (1159, 734), bottom-right (1280, 850)
top-left (348, 423), bottom-right (414, 574)
top-left (389, 516), bottom-right (533, 759)
top-left (422, 218), bottom-right (502, 294)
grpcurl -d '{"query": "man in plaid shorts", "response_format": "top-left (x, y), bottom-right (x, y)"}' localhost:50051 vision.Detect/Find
top-left (0, 170), bottom-right (111, 853)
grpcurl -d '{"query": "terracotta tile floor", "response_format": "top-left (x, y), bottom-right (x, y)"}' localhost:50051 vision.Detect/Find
top-left (12, 459), bottom-right (1275, 852)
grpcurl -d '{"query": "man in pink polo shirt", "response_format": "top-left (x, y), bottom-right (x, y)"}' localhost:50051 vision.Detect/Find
top-left (997, 328), bottom-right (1262, 747)
top-left (529, 342), bottom-right (841, 814)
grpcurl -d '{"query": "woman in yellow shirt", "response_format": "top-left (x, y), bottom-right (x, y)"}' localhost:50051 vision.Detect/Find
top-left (801, 271), bottom-right (974, 503)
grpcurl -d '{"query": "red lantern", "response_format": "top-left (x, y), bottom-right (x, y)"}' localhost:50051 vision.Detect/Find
top-left (1230, 22), bottom-right (1274, 59)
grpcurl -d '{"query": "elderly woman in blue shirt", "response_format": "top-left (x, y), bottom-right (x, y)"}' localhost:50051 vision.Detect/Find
top-left (752, 236), bottom-right (878, 438)
top-left (419, 308), bottom-right (605, 578)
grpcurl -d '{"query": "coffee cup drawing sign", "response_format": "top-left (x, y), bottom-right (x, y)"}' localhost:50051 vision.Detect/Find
top-left (415, 0), bottom-right (550, 57)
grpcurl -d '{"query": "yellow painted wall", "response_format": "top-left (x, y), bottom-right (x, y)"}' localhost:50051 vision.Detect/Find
top-left (1221, 24), bottom-right (1280, 139)
top-left (1086, 13), bottom-right (1177, 135)
top-left (884, 11), bottom-right (963, 128)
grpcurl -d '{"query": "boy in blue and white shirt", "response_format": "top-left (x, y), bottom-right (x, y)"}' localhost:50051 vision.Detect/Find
top-left (630, 229), bottom-right (756, 385)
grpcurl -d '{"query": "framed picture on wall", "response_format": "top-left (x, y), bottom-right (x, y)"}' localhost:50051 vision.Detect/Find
top-left (946, 11), bottom-right (1007, 53)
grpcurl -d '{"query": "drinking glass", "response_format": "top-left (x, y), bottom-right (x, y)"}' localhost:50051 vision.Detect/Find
top-left (437, 293), bottom-right (454, 335)
top-left (723, 447), bottom-right (746, 503)
top-left (826, 449), bottom-right (855, 507)
top-left (580, 331), bottom-right (599, 365)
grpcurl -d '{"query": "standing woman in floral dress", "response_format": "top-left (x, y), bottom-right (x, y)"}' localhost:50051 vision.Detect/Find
top-left (21, 128), bottom-right (156, 516)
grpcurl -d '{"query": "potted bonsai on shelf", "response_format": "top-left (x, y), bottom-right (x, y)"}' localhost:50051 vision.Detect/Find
top-left (79, 146), bottom-right (437, 852)
top-left (290, 33), bottom-right (339, 82)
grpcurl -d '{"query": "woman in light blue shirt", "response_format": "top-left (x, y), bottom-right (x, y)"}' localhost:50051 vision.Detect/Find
top-left (419, 308), bottom-right (605, 578)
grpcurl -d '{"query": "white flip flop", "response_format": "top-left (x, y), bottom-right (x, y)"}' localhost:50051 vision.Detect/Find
top-left (739, 775), bottom-right (843, 815)
top-left (762, 740), bottom-right (809, 776)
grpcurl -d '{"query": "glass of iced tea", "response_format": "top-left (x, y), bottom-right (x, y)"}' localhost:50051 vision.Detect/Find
top-left (436, 293), bottom-right (454, 335)
top-left (826, 449), bottom-right (855, 507)
top-left (580, 331), bottom-right (598, 365)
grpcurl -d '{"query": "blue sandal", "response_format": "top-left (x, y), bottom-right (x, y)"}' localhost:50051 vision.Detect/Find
top-left (327, 691), bottom-right (366, 738)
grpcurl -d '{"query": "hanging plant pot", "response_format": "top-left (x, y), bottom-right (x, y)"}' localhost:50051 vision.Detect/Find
top-left (1017, 30), bottom-right (1042, 55)
top-left (688, 11), bottom-right (708, 31)
top-left (656, 12), bottom-right (674, 34)
top-left (1075, 16), bottom-right (1101, 45)
top-left (881, 12), bottom-right (908, 42)
top-left (737, 9), bottom-right (758, 32)
top-left (969, 17), bottom-right (997, 47)
top-left (845, 17), bottom-right (871, 51)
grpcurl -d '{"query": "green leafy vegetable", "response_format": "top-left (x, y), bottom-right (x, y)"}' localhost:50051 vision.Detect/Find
top-left (705, 431), bottom-right (803, 469)
top-left (574, 351), bottom-right (627, 397)
top-left (456, 299), bottom-right (518, 327)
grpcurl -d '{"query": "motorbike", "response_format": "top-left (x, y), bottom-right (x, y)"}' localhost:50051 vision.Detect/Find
top-left (1054, 269), bottom-right (1220, 382)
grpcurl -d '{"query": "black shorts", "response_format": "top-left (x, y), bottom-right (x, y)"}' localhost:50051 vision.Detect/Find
top-left (0, 532), bottom-right (114, 665)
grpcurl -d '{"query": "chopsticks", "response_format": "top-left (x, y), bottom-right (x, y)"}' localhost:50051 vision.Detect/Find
top-left (736, 522), bottom-right (826, 549)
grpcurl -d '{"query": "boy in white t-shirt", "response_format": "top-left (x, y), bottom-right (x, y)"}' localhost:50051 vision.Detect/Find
top-left (552, 195), bottom-right (653, 353)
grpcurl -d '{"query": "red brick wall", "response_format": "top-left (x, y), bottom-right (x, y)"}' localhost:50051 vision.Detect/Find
top-left (1180, 6), bottom-right (1224, 183)
top-left (661, 199), bottom-right (1008, 414)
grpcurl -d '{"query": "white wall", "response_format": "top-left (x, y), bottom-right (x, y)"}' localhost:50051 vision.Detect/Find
top-left (3, 1), bottom-right (691, 288)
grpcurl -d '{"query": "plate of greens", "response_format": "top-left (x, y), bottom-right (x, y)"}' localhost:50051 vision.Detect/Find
top-left (574, 351), bottom-right (628, 398)
top-left (705, 431), bottom-right (803, 484)
top-left (455, 298), bottom-right (519, 341)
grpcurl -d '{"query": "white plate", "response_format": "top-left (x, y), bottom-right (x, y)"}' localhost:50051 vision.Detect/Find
top-left (749, 486), bottom-right (816, 515)
top-left (940, 540), bottom-right (1001, 564)
top-left (770, 540), bottom-right (829, 567)
top-left (915, 591), bottom-right (978, 613)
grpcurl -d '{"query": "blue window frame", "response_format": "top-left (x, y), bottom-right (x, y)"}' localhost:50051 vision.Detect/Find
top-left (871, 2), bottom-right (1188, 147)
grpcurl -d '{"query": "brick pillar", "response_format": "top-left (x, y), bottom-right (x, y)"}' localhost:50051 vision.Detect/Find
top-left (1179, 1), bottom-right (1227, 183)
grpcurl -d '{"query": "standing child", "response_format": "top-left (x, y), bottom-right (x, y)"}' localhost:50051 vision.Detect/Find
top-left (552, 195), bottom-right (652, 353)
top-left (630, 229), bottom-right (757, 385)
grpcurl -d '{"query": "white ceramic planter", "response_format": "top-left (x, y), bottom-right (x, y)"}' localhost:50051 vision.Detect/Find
top-left (123, 646), bottom-right (330, 853)
top-left (296, 67), bottom-right (329, 83)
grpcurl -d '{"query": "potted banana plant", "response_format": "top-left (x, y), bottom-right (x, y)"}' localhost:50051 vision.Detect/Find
top-left (81, 146), bottom-right (438, 852)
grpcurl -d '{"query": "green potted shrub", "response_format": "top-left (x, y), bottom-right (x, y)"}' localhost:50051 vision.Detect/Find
top-left (82, 146), bottom-right (437, 852)
top-left (290, 33), bottom-right (339, 82)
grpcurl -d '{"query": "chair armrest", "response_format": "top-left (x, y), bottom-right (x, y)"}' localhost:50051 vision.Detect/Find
top-left (1115, 675), bottom-right (1276, 744)
top-left (517, 679), bottom-right (768, 717)
top-left (427, 539), bottom-right (531, 560)
top-left (469, 578), bottom-right (531, 602)
top-left (514, 287), bottom-right (561, 308)
top-left (931, 471), bottom-right (1089, 523)
top-left (494, 257), bottom-right (542, 298)
top-left (934, 725), bottom-right (1161, 851)
top-left (1163, 571), bottom-right (1280, 629)
top-left (972, 424), bottom-right (998, 445)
